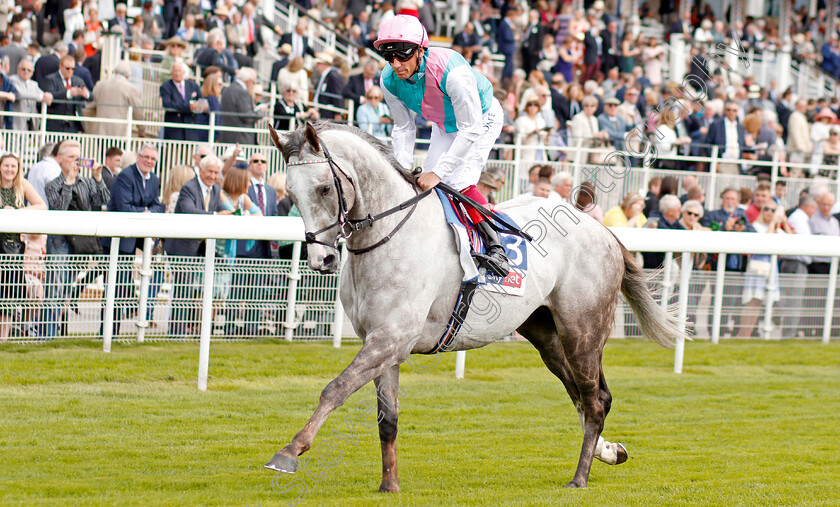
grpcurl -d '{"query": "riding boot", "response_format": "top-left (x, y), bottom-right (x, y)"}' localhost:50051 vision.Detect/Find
top-left (473, 220), bottom-right (510, 278)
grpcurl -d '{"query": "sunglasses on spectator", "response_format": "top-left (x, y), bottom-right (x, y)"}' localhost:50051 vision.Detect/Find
top-left (251, 158), bottom-right (267, 164)
top-left (763, 206), bottom-right (777, 211)
top-left (381, 47), bottom-right (416, 63)
top-left (368, 94), bottom-right (382, 99)
top-left (685, 211), bottom-right (700, 217)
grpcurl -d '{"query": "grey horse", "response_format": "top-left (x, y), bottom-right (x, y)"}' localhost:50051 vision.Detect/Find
top-left (265, 122), bottom-right (685, 490)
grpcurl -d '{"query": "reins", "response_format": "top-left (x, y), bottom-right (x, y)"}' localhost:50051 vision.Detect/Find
top-left (292, 141), bottom-right (431, 255)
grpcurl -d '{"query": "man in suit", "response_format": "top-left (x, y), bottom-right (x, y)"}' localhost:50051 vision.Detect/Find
top-left (496, 7), bottom-right (517, 80)
top-left (270, 43), bottom-right (291, 82)
top-left (279, 20), bottom-right (315, 59)
top-left (160, 61), bottom-right (205, 141)
top-left (582, 17), bottom-right (601, 83)
top-left (34, 41), bottom-right (66, 89)
top-left (240, 2), bottom-right (263, 58)
top-left (102, 144), bottom-right (165, 336)
top-left (342, 60), bottom-right (379, 112)
top-left (220, 66), bottom-right (266, 145)
top-left (195, 28), bottom-right (238, 78)
top-left (225, 151), bottom-right (277, 336)
top-left (520, 9), bottom-right (544, 74)
top-left (42, 53), bottom-right (89, 133)
top-left (9, 57), bottom-right (53, 131)
top-left (600, 20), bottom-right (620, 76)
top-left (452, 21), bottom-right (482, 63)
top-left (312, 53), bottom-right (344, 120)
top-left (108, 3), bottom-right (131, 33)
top-left (86, 61), bottom-right (143, 137)
top-left (704, 100), bottom-right (749, 175)
top-left (166, 154), bottom-right (231, 337)
top-left (3, 31), bottom-right (27, 74)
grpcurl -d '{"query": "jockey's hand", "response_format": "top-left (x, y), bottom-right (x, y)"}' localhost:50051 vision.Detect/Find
top-left (416, 172), bottom-right (441, 190)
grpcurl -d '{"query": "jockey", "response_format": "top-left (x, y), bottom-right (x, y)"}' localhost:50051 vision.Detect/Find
top-left (374, 15), bottom-right (510, 277)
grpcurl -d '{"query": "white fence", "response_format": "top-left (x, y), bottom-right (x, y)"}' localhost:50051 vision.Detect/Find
top-left (1, 210), bottom-right (840, 388)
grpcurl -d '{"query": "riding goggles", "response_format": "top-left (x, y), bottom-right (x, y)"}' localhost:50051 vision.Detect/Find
top-left (379, 42), bottom-right (418, 63)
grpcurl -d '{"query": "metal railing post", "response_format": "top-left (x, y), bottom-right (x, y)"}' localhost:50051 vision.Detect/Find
top-left (136, 237), bottom-right (153, 343)
top-left (284, 241), bottom-right (302, 342)
top-left (822, 257), bottom-right (839, 345)
top-left (660, 251), bottom-right (674, 309)
top-left (762, 254), bottom-right (778, 340)
top-left (209, 112), bottom-right (216, 142)
top-left (39, 101), bottom-right (48, 147)
top-left (708, 146), bottom-right (719, 209)
top-left (103, 238), bottom-right (121, 353)
top-left (711, 253), bottom-right (727, 344)
top-left (197, 238), bottom-right (216, 391)
top-left (674, 251), bottom-right (692, 374)
top-left (332, 243), bottom-right (347, 348)
top-left (126, 106), bottom-right (133, 140)
top-left (455, 350), bottom-right (466, 379)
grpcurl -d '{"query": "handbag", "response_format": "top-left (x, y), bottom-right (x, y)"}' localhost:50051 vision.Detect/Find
top-left (1, 236), bottom-right (24, 255)
top-left (746, 258), bottom-right (772, 278)
top-left (588, 139), bottom-right (611, 165)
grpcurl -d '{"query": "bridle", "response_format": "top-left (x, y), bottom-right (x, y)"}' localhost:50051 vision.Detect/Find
top-left (289, 141), bottom-right (431, 255)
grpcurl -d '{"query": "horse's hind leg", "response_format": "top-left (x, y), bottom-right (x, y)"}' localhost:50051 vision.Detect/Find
top-left (519, 306), bottom-right (625, 488)
top-left (373, 364), bottom-right (400, 493)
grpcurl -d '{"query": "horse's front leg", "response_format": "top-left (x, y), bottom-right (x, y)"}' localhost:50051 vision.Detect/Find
top-left (265, 333), bottom-right (409, 474)
top-left (374, 364), bottom-right (400, 493)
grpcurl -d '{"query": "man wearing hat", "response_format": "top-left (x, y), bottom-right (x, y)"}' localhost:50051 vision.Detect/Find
top-left (477, 171), bottom-right (501, 204)
top-left (598, 97), bottom-right (630, 150)
top-left (312, 53), bottom-right (344, 120)
top-left (207, 6), bottom-right (230, 32)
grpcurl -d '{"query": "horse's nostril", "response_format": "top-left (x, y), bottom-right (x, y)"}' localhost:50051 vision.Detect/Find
top-left (323, 254), bottom-right (336, 267)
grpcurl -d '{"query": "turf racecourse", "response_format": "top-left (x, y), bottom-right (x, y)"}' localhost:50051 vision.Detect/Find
top-left (1, 339), bottom-right (838, 506)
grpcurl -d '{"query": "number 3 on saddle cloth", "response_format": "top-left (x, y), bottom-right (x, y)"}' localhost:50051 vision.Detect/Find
top-left (430, 189), bottom-right (530, 353)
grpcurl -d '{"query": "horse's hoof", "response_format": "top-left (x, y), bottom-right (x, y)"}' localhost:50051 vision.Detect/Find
top-left (377, 483), bottom-right (400, 493)
top-left (264, 453), bottom-right (298, 474)
top-left (615, 442), bottom-right (628, 465)
top-left (563, 479), bottom-right (587, 488)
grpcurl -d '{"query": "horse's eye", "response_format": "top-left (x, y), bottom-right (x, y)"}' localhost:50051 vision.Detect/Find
top-left (319, 185), bottom-right (331, 197)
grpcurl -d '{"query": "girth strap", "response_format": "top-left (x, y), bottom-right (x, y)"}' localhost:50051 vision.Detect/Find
top-left (426, 281), bottom-right (479, 354)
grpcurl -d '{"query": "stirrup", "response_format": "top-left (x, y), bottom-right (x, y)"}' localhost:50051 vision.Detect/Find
top-left (472, 248), bottom-right (510, 278)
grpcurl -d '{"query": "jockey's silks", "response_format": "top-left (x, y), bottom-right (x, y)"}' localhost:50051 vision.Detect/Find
top-left (381, 47), bottom-right (494, 133)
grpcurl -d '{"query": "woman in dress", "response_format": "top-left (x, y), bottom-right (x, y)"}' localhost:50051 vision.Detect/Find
top-left (356, 86), bottom-right (392, 140)
top-left (538, 33), bottom-right (559, 74)
top-left (810, 108), bottom-right (836, 170)
top-left (555, 36), bottom-right (577, 84)
top-left (819, 126), bottom-right (840, 179)
top-left (568, 8), bottom-right (589, 69)
top-left (619, 30), bottom-right (640, 74)
top-left (0, 153), bottom-right (45, 340)
top-left (214, 167), bottom-right (262, 301)
top-left (84, 4), bottom-right (102, 57)
top-left (515, 99), bottom-right (548, 163)
top-left (641, 37), bottom-right (664, 87)
top-left (738, 203), bottom-right (794, 338)
top-left (569, 95), bottom-right (609, 154)
top-left (63, 0), bottom-right (85, 44)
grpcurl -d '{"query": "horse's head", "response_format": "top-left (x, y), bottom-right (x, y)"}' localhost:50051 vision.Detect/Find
top-left (270, 123), bottom-right (357, 273)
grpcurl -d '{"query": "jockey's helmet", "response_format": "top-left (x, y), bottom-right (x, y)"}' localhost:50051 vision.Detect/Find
top-left (374, 15), bottom-right (429, 60)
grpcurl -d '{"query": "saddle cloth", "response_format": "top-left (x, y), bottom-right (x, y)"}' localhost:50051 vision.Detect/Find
top-left (435, 189), bottom-right (528, 296)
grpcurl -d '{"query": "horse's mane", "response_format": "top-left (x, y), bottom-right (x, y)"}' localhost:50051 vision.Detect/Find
top-left (280, 121), bottom-right (417, 186)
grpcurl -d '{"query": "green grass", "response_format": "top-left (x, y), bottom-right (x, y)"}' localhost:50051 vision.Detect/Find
top-left (1, 339), bottom-right (839, 506)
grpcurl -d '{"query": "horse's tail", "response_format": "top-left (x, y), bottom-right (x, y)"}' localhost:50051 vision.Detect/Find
top-left (618, 242), bottom-right (686, 349)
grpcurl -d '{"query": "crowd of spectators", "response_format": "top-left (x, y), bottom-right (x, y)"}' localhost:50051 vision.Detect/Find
top-left (4, 0), bottom-right (840, 340)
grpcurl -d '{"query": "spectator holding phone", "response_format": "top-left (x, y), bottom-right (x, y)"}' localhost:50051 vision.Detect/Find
top-left (356, 85), bottom-right (391, 140)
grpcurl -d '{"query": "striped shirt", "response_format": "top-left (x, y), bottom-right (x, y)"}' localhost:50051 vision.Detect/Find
top-left (44, 173), bottom-right (110, 212)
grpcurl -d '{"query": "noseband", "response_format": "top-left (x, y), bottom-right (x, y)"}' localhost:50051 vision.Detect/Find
top-left (289, 142), bottom-right (431, 255)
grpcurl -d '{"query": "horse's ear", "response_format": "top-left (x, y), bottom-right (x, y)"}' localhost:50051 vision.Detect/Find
top-left (268, 125), bottom-right (288, 153)
top-left (304, 122), bottom-right (321, 153)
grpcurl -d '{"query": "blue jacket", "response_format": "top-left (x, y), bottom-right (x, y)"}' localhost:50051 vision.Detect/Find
top-left (701, 207), bottom-right (755, 271)
top-left (160, 79), bottom-right (204, 141)
top-left (0, 72), bottom-right (16, 129)
top-left (496, 18), bottom-right (516, 55)
top-left (103, 164), bottom-right (165, 253)
top-left (165, 177), bottom-right (224, 257)
top-left (703, 116), bottom-right (748, 159)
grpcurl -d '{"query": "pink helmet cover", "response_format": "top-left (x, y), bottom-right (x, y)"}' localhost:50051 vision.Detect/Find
top-left (374, 15), bottom-right (430, 50)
